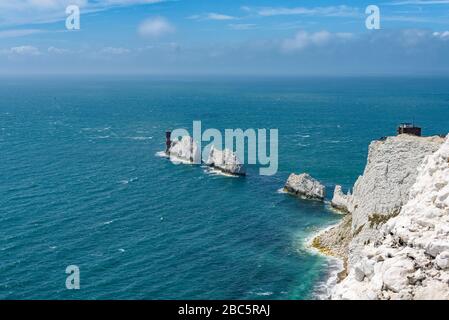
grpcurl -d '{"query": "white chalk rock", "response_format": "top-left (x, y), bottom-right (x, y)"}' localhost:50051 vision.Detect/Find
top-left (354, 264), bottom-right (365, 282)
top-left (347, 135), bottom-right (444, 264)
top-left (381, 256), bottom-right (415, 293)
top-left (168, 136), bottom-right (201, 164)
top-left (435, 251), bottom-right (449, 270)
top-left (331, 185), bottom-right (350, 213)
top-left (332, 135), bottom-right (449, 300)
top-left (206, 146), bottom-right (245, 176)
top-left (426, 240), bottom-right (449, 258)
top-left (284, 173), bottom-right (325, 200)
top-left (414, 280), bottom-right (449, 300)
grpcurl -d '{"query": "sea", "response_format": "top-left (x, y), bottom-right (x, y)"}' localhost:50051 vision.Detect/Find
top-left (1, 76), bottom-right (448, 299)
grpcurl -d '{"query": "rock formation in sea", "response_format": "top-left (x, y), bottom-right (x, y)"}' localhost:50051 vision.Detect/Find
top-left (331, 185), bottom-right (351, 213)
top-left (331, 134), bottom-right (449, 300)
top-left (284, 173), bottom-right (325, 200)
top-left (206, 146), bottom-right (246, 176)
top-left (167, 136), bottom-right (201, 164)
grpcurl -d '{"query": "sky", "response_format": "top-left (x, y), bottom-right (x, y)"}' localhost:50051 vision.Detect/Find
top-left (0, 0), bottom-right (449, 75)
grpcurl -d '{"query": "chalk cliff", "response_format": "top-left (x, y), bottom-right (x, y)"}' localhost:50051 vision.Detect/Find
top-left (346, 135), bottom-right (444, 265)
top-left (332, 135), bottom-right (449, 300)
top-left (312, 134), bottom-right (447, 299)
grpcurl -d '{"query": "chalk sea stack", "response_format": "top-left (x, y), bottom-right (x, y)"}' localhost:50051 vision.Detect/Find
top-left (167, 136), bottom-right (201, 164)
top-left (206, 146), bottom-right (246, 176)
top-left (284, 173), bottom-right (326, 201)
top-left (331, 185), bottom-right (351, 213)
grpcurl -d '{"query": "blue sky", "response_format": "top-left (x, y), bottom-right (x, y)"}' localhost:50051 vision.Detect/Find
top-left (1, 0), bottom-right (449, 75)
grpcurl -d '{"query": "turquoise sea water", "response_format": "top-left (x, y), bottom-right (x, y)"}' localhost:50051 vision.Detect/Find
top-left (1, 77), bottom-right (448, 299)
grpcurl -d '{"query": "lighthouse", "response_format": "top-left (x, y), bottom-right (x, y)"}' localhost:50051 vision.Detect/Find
top-left (165, 131), bottom-right (171, 154)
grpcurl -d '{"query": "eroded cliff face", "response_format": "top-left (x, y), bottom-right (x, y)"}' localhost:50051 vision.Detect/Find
top-left (314, 135), bottom-right (443, 268)
top-left (332, 135), bottom-right (449, 300)
top-left (347, 135), bottom-right (444, 265)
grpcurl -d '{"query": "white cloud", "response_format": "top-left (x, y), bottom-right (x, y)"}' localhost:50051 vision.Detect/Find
top-left (138, 17), bottom-right (175, 38)
top-left (387, 0), bottom-right (449, 5)
top-left (48, 46), bottom-right (70, 54)
top-left (281, 30), bottom-right (354, 52)
top-left (188, 13), bottom-right (238, 21)
top-left (433, 31), bottom-right (449, 40)
top-left (0, 0), bottom-right (166, 26)
top-left (0, 29), bottom-right (44, 38)
top-left (101, 46), bottom-right (131, 54)
top-left (228, 24), bottom-right (256, 30)
top-left (0, 45), bottom-right (41, 56)
top-left (255, 5), bottom-right (359, 17)
top-left (205, 13), bottom-right (237, 20)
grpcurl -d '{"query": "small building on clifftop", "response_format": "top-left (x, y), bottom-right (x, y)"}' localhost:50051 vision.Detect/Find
top-left (397, 123), bottom-right (422, 136)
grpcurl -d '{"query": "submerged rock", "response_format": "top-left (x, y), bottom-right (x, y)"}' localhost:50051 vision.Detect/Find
top-left (284, 173), bottom-right (325, 200)
top-left (331, 185), bottom-right (351, 213)
top-left (206, 146), bottom-right (245, 176)
top-left (167, 136), bottom-right (201, 164)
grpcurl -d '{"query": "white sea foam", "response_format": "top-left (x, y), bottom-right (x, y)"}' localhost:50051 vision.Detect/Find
top-left (155, 151), bottom-right (169, 158)
top-left (276, 188), bottom-right (287, 194)
top-left (127, 136), bottom-right (153, 141)
top-left (203, 167), bottom-right (240, 178)
top-left (304, 222), bottom-right (345, 300)
top-left (255, 291), bottom-right (273, 296)
top-left (156, 150), bottom-right (196, 164)
top-left (312, 257), bottom-right (344, 300)
top-left (119, 177), bottom-right (138, 185)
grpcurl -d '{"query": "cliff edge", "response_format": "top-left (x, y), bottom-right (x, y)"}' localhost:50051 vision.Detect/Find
top-left (312, 134), bottom-right (445, 298)
top-left (332, 134), bottom-right (449, 300)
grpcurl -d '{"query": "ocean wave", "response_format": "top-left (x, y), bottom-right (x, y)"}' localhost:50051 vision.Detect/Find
top-left (81, 127), bottom-right (111, 132)
top-left (312, 257), bottom-right (344, 300)
top-left (203, 167), bottom-right (239, 178)
top-left (255, 291), bottom-right (273, 296)
top-left (155, 151), bottom-right (195, 164)
top-left (304, 222), bottom-right (345, 300)
top-left (119, 177), bottom-right (138, 185)
top-left (276, 188), bottom-right (287, 194)
top-left (155, 151), bottom-right (169, 158)
top-left (126, 136), bottom-right (153, 141)
top-left (248, 290), bottom-right (274, 297)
